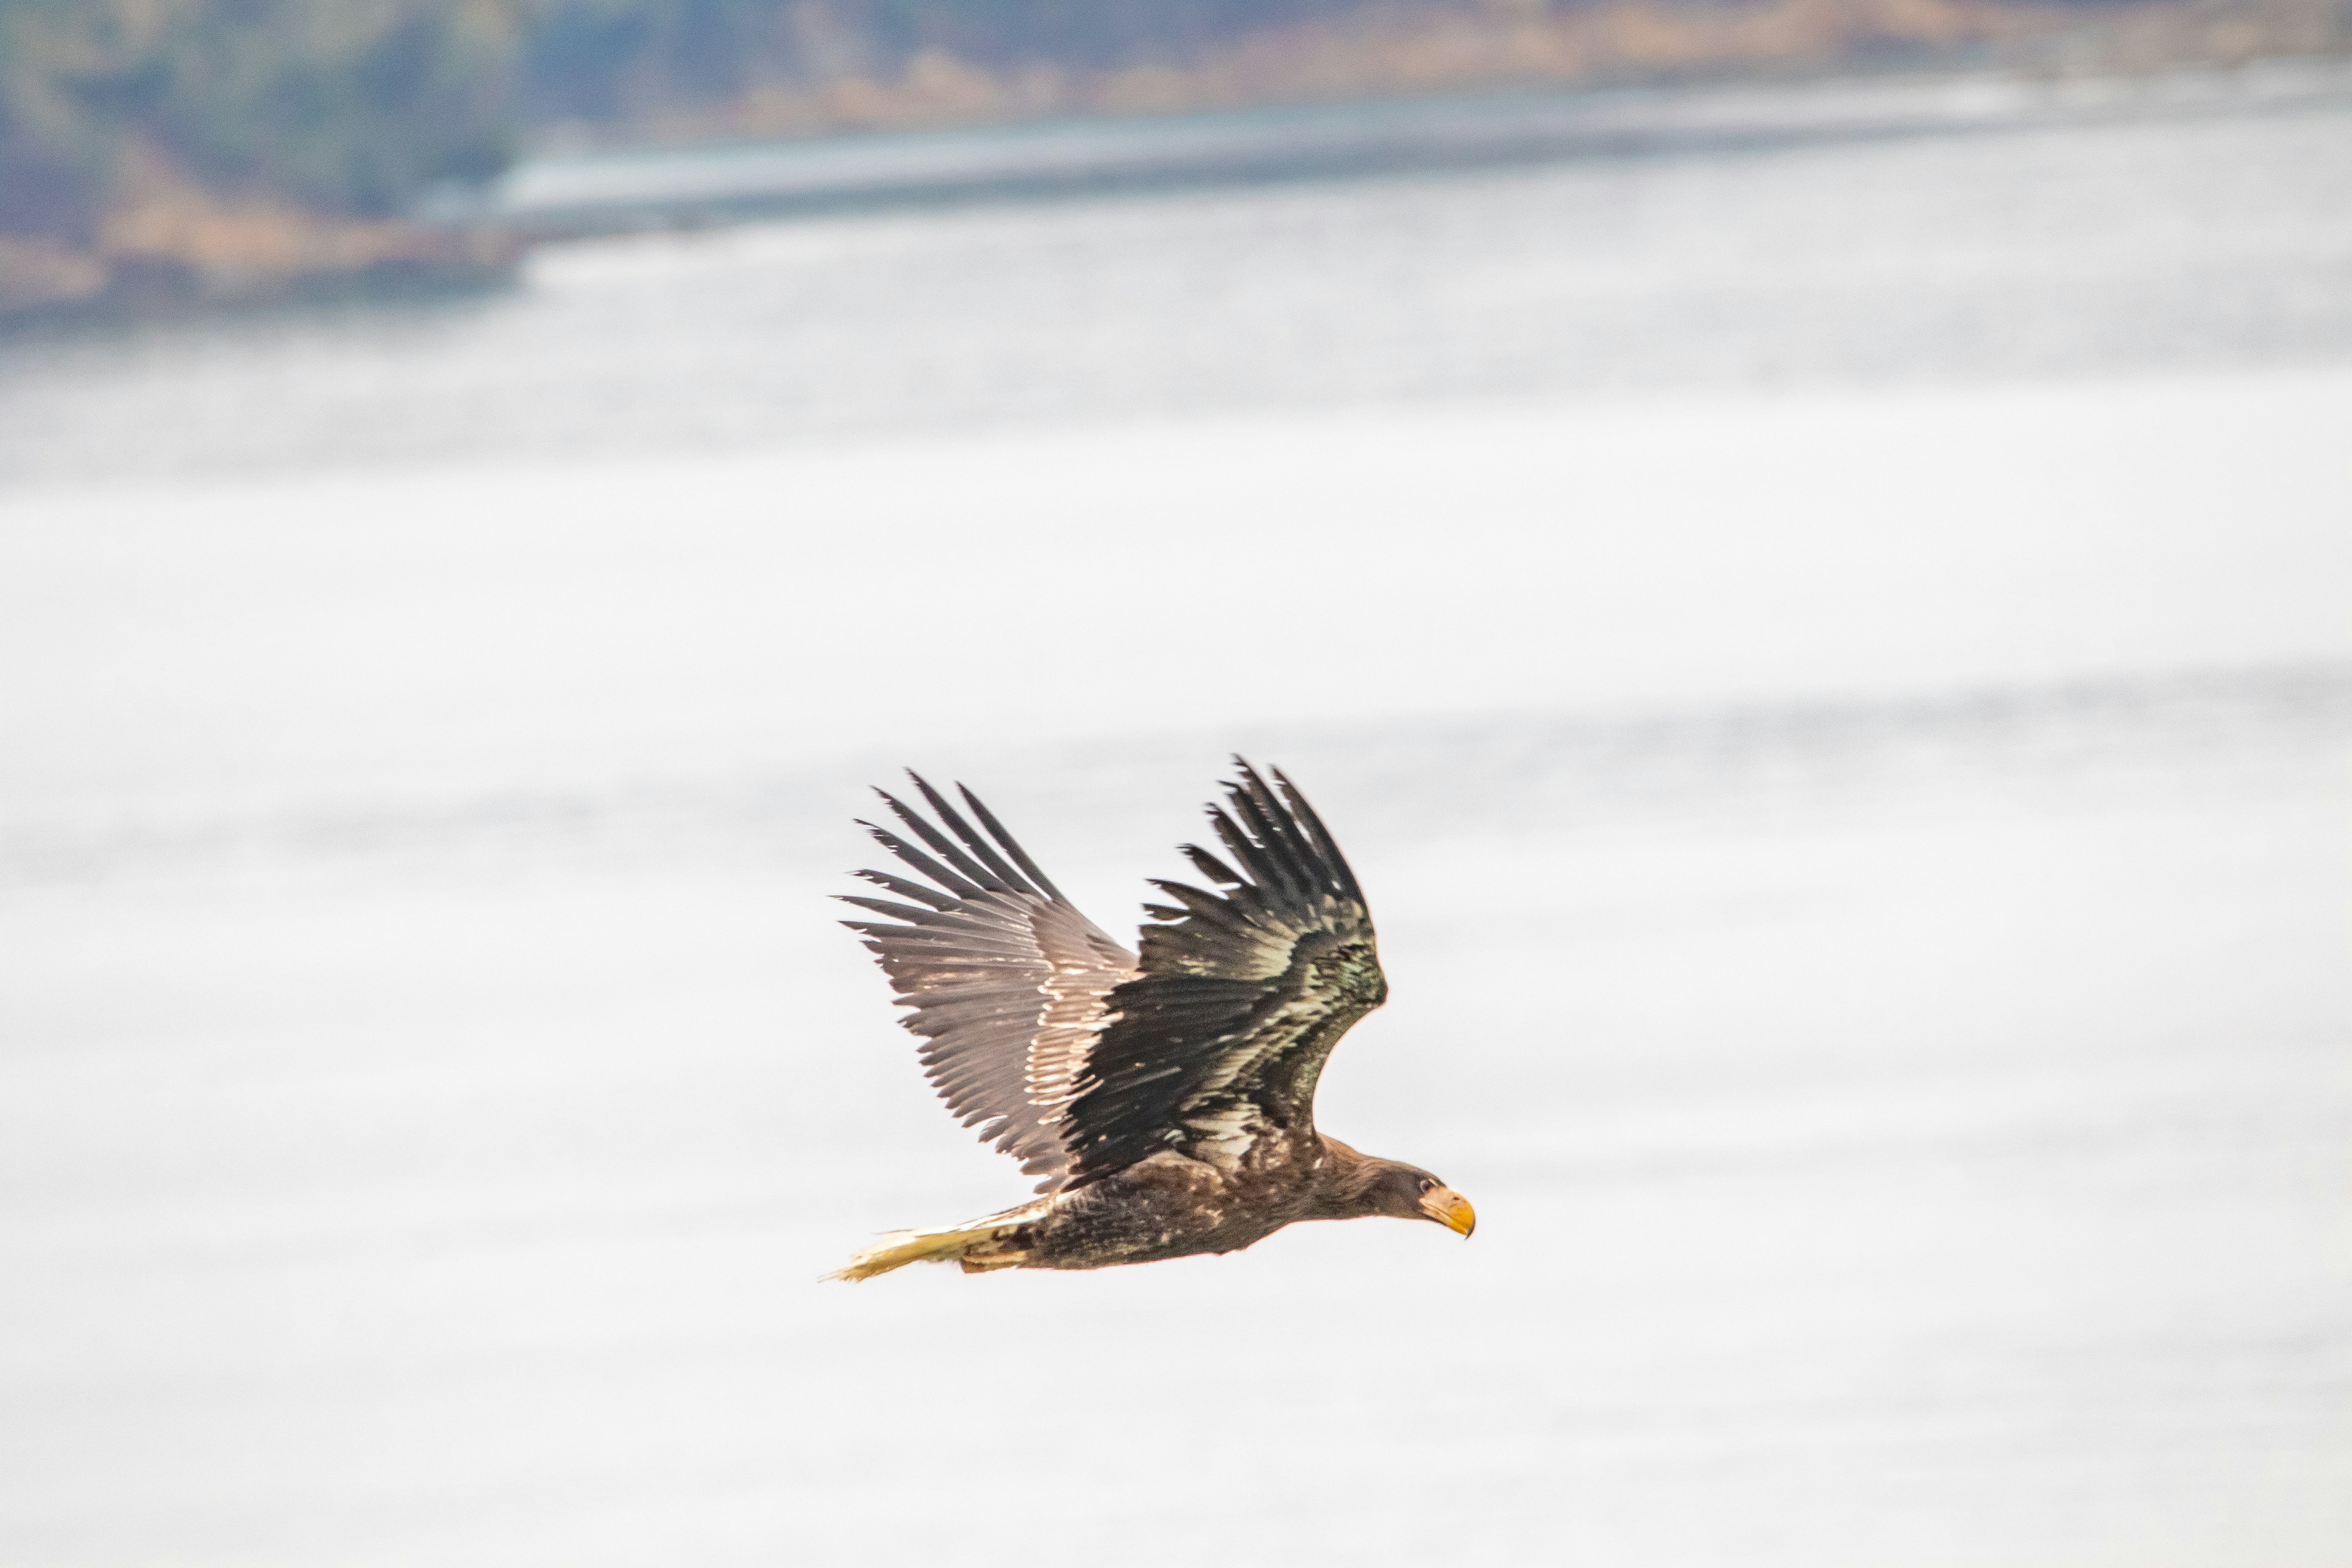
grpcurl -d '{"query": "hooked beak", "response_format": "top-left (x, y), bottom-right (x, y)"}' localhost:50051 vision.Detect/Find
top-left (1419, 1186), bottom-right (1477, 1238)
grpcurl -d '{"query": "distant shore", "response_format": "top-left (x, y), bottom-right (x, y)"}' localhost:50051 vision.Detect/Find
top-left (7, 45), bottom-right (2350, 333)
top-left (475, 58), bottom-right (2352, 239)
top-left (0, 202), bottom-right (521, 333)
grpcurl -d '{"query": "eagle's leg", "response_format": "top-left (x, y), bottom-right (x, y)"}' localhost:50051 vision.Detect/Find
top-left (957, 1245), bottom-right (1028, 1273)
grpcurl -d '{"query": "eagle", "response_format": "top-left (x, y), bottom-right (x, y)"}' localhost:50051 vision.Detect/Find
top-left (829, 759), bottom-right (1475, 1280)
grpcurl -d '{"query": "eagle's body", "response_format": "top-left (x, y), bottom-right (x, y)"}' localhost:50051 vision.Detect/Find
top-left (831, 761), bottom-right (1474, 1280)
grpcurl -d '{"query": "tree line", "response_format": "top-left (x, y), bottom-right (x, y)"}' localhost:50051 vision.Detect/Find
top-left (0, 0), bottom-right (1400, 245)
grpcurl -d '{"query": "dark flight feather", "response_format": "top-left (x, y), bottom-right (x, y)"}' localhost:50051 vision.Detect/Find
top-left (1057, 760), bottom-right (1387, 1184)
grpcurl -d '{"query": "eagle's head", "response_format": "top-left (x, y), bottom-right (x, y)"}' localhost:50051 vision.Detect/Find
top-left (1319, 1140), bottom-right (1476, 1236)
top-left (1381, 1162), bottom-right (1478, 1237)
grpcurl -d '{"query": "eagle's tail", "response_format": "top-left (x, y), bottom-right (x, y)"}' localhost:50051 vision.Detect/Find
top-left (826, 1223), bottom-right (1009, 1282)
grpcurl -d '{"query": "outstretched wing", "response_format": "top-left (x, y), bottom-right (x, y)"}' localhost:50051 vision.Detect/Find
top-left (840, 774), bottom-right (1136, 1192)
top-left (1060, 760), bottom-right (1386, 1184)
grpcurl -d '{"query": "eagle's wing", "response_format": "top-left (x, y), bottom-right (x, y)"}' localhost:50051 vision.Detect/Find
top-left (1060, 761), bottom-right (1387, 1184)
top-left (840, 775), bottom-right (1137, 1192)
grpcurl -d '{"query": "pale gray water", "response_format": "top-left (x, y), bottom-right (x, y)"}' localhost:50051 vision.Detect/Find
top-left (1, 77), bottom-right (2349, 1567)
top-left (4, 75), bottom-right (2352, 484)
top-left (3, 674), bottom-right (2345, 1566)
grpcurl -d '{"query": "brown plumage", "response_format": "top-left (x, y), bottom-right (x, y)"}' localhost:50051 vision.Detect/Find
top-left (830, 760), bottom-right (1474, 1281)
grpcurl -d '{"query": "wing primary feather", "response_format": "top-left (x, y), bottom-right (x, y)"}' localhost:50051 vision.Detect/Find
top-left (864, 928), bottom-right (1041, 955)
top-left (1178, 843), bottom-right (1245, 886)
top-left (908, 772), bottom-right (1036, 897)
top-left (1207, 804), bottom-right (1292, 897)
top-left (1227, 760), bottom-right (1313, 902)
top-left (834, 894), bottom-right (946, 922)
top-left (1270, 766), bottom-right (1364, 902)
top-left (857, 819), bottom-right (986, 900)
top-left (1271, 764), bottom-right (1360, 900)
top-left (851, 869), bottom-right (958, 910)
top-left (877, 788), bottom-right (1009, 893)
top-left (1144, 878), bottom-right (1254, 932)
top-left (959, 784), bottom-right (1070, 904)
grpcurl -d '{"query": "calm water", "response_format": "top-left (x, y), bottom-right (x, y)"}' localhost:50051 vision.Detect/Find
top-left (1, 77), bottom-right (2348, 1567)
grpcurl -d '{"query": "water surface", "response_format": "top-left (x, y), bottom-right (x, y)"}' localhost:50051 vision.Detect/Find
top-left (1, 80), bottom-right (2347, 1568)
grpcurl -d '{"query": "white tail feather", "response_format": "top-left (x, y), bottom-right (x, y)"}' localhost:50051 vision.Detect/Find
top-left (826, 1224), bottom-right (1003, 1282)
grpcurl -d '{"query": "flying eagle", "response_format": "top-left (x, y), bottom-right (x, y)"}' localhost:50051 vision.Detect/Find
top-left (830, 760), bottom-right (1474, 1280)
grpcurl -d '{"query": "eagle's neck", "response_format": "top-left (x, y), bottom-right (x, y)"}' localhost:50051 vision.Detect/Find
top-left (1305, 1135), bottom-right (1396, 1219)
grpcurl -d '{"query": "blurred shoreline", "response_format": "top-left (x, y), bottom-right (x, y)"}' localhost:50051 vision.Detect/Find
top-left (6, 45), bottom-right (2351, 333)
top-left (473, 57), bottom-right (2352, 237)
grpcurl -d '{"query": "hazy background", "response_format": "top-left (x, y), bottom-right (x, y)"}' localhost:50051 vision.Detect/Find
top-left (2, 5), bottom-right (2350, 1564)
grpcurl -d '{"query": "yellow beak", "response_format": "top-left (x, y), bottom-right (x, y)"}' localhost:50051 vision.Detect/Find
top-left (1419, 1186), bottom-right (1477, 1237)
